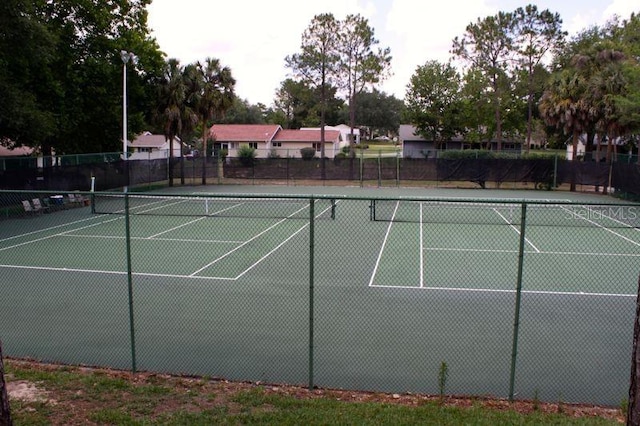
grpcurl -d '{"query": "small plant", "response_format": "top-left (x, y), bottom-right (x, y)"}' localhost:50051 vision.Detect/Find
top-left (532, 389), bottom-right (540, 411)
top-left (621, 398), bottom-right (629, 416)
top-left (557, 393), bottom-right (564, 414)
top-left (300, 147), bottom-right (316, 160)
top-left (238, 145), bottom-right (256, 167)
top-left (438, 361), bottom-right (448, 403)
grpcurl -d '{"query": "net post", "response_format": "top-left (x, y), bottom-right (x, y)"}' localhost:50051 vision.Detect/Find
top-left (509, 202), bottom-right (527, 401)
top-left (124, 191), bottom-right (137, 373)
top-left (308, 197), bottom-right (315, 390)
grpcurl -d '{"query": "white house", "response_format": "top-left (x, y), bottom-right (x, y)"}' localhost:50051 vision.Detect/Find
top-left (209, 124), bottom-right (344, 158)
top-left (302, 124), bottom-right (359, 148)
top-left (128, 132), bottom-right (182, 160)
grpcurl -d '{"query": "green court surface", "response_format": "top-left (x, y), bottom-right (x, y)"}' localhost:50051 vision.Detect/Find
top-left (1, 185), bottom-right (638, 406)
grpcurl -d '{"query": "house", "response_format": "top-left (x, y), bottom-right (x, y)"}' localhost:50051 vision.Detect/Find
top-left (399, 124), bottom-right (522, 158)
top-left (566, 134), bottom-right (627, 160)
top-left (273, 128), bottom-right (342, 158)
top-left (302, 124), bottom-right (359, 147)
top-left (209, 124), bottom-right (343, 159)
top-left (128, 132), bottom-right (182, 160)
top-left (399, 124), bottom-right (465, 158)
top-left (0, 145), bottom-right (37, 170)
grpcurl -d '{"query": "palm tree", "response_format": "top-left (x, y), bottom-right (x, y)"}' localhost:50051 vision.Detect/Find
top-left (156, 58), bottom-right (197, 186)
top-left (156, 59), bottom-right (185, 186)
top-left (186, 58), bottom-right (235, 184)
top-left (539, 68), bottom-right (590, 191)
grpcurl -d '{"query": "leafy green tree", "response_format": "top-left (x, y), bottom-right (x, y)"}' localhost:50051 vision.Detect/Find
top-left (0, 0), bottom-right (164, 155)
top-left (405, 60), bottom-right (464, 149)
top-left (0, 0), bottom-right (56, 147)
top-left (452, 11), bottom-right (516, 150)
top-left (352, 89), bottom-right (404, 139)
top-left (513, 5), bottom-right (566, 151)
top-left (459, 67), bottom-right (494, 148)
top-left (286, 13), bottom-right (340, 172)
top-left (217, 97), bottom-right (267, 124)
top-left (274, 79), bottom-right (316, 129)
top-left (336, 14), bottom-right (392, 153)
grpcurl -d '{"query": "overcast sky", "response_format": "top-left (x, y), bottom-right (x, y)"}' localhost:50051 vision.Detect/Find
top-left (146, 0), bottom-right (638, 106)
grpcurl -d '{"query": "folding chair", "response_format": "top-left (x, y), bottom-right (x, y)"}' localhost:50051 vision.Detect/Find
top-left (32, 198), bottom-right (50, 213)
top-left (22, 200), bottom-right (38, 216)
top-left (67, 193), bottom-right (82, 207)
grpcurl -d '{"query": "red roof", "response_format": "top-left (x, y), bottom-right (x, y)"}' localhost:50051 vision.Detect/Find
top-left (273, 129), bottom-right (341, 143)
top-left (0, 145), bottom-right (34, 157)
top-left (210, 124), bottom-right (281, 142)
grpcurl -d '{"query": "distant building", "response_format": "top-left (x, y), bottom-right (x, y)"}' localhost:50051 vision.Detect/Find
top-left (128, 132), bottom-right (183, 160)
top-left (209, 124), bottom-right (344, 158)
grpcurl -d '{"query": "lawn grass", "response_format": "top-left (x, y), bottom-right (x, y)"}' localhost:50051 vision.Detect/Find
top-left (4, 359), bottom-right (623, 425)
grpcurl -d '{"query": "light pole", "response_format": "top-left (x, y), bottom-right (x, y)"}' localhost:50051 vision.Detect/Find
top-left (121, 50), bottom-right (138, 160)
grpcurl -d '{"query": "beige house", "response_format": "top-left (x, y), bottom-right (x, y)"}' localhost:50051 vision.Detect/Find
top-left (209, 124), bottom-right (343, 158)
top-left (128, 132), bottom-right (183, 160)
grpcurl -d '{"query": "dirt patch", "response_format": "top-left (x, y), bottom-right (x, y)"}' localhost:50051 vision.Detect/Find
top-left (7, 380), bottom-right (56, 405)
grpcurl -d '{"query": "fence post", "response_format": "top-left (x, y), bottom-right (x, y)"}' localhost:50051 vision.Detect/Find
top-left (509, 202), bottom-right (528, 401)
top-left (396, 150), bottom-right (400, 187)
top-left (359, 148), bottom-right (364, 187)
top-left (553, 154), bottom-right (558, 189)
top-left (378, 151), bottom-right (382, 187)
top-left (125, 192), bottom-right (137, 373)
top-left (308, 197), bottom-right (315, 390)
top-left (627, 273), bottom-right (640, 425)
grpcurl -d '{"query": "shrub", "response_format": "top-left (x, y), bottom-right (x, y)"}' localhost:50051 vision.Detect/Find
top-left (238, 145), bottom-right (256, 167)
top-left (300, 147), bottom-right (316, 160)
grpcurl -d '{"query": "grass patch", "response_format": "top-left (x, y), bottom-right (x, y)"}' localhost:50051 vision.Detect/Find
top-left (4, 359), bottom-right (623, 425)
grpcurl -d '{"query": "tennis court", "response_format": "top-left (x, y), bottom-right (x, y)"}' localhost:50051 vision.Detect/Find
top-left (0, 185), bottom-right (638, 405)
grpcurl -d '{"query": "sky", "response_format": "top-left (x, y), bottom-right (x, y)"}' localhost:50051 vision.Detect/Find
top-left (146, 0), bottom-right (639, 107)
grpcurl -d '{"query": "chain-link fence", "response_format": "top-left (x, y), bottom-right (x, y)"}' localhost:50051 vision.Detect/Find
top-left (0, 189), bottom-right (639, 406)
top-left (3, 153), bottom-right (640, 201)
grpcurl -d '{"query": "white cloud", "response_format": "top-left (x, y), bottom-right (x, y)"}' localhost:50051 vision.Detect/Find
top-left (148, 0), bottom-right (378, 106)
top-left (382, 0), bottom-right (494, 100)
top-left (147, 0), bottom-right (640, 107)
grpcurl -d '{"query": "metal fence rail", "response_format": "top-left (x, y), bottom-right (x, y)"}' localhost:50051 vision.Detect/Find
top-left (0, 189), bottom-right (639, 406)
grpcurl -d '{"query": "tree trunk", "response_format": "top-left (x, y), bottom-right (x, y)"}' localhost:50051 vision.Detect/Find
top-left (0, 340), bottom-right (12, 426)
top-left (627, 273), bottom-right (640, 426)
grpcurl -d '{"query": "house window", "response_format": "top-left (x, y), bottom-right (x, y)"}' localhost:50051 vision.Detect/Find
top-left (312, 143), bottom-right (322, 152)
top-left (229, 142), bottom-right (236, 149)
top-left (273, 142), bottom-right (282, 147)
top-left (138, 147), bottom-right (152, 153)
top-left (249, 142), bottom-right (258, 149)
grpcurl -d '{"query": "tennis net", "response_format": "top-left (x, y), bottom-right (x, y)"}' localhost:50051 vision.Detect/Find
top-left (92, 193), bottom-right (337, 220)
top-left (369, 199), bottom-right (640, 228)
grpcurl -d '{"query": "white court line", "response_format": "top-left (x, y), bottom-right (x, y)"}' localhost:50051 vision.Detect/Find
top-left (189, 202), bottom-right (313, 277)
top-left (423, 246), bottom-right (640, 257)
top-left (60, 234), bottom-right (243, 244)
top-left (493, 208), bottom-right (541, 253)
top-left (0, 216), bottom-right (122, 252)
top-left (0, 214), bottom-right (107, 243)
top-left (560, 205), bottom-right (640, 248)
top-left (146, 201), bottom-right (249, 238)
top-left (234, 201), bottom-right (338, 280)
top-left (368, 201), bottom-right (399, 287)
top-left (0, 264), bottom-right (233, 281)
top-left (369, 283), bottom-right (635, 297)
